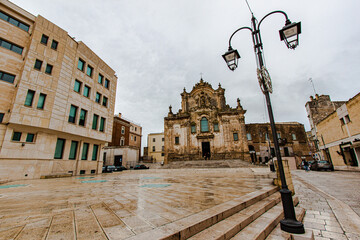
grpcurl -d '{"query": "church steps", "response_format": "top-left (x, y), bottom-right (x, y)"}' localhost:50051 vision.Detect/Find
top-left (126, 186), bottom-right (279, 240)
top-left (187, 192), bottom-right (282, 240)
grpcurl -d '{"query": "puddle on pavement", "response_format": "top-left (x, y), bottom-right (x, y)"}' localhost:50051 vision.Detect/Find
top-left (0, 184), bottom-right (28, 189)
top-left (141, 177), bottom-right (161, 180)
top-left (139, 184), bottom-right (171, 188)
top-left (81, 180), bottom-right (107, 183)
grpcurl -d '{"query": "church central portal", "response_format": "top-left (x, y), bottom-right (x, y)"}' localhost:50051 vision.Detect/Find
top-left (202, 142), bottom-right (210, 159)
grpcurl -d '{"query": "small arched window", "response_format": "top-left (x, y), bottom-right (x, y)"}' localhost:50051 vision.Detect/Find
top-left (200, 117), bottom-right (209, 132)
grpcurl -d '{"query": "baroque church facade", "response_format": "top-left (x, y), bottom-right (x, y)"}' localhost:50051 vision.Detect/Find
top-left (164, 79), bottom-right (251, 163)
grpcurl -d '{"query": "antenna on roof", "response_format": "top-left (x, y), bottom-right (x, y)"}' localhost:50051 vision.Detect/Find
top-left (308, 78), bottom-right (317, 95)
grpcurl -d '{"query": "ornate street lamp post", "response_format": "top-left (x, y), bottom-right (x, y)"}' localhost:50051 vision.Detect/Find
top-left (222, 11), bottom-right (304, 234)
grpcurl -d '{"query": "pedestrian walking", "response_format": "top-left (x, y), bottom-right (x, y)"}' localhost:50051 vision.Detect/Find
top-left (304, 160), bottom-right (309, 171)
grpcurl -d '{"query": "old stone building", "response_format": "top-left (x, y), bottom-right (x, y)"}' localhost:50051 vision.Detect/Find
top-left (305, 94), bottom-right (345, 159)
top-left (164, 79), bottom-right (250, 163)
top-left (246, 122), bottom-right (310, 166)
top-left (0, 0), bottom-right (117, 180)
top-left (164, 79), bottom-right (311, 165)
top-left (147, 132), bottom-right (165, 163)
top-left (104, 114), bottom-right (142, 168)
top-left (315, 92), bottom-right (360, 169)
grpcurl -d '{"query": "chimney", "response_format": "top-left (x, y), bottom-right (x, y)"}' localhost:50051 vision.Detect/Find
top-left (118, 113), bottom-right (122, 118)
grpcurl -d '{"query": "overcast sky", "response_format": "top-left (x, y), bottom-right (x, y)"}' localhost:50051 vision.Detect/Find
top-left (11, 0), bottom-right (360, 149)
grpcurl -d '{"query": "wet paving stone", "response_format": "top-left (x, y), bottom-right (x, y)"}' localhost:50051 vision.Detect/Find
top-left (0, 168), bottom-right (273, 239)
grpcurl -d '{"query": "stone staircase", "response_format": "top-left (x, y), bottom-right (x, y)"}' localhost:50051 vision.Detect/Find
top-left (163, 159), bottom-right (265, 169)
top-left (127, 186), bottom-right (310, 240)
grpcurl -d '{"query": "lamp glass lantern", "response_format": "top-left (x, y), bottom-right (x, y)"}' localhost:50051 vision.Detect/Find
top-left (222, 48), bottom-right (240, 71)
top-left (279, 22), bottom-right (301, 49)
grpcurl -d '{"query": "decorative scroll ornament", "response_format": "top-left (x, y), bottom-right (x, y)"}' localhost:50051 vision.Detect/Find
top-left (257, 66), bottom-right (272, 94)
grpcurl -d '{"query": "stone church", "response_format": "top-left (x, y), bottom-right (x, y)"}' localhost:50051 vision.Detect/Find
top-left (164, 78), bottom-right (311, 165)
top-left (164, 78), bottom-right (251, 163)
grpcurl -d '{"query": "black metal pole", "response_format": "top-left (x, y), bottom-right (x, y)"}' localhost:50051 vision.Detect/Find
top-left (251, 15), bottom-right (305, 234)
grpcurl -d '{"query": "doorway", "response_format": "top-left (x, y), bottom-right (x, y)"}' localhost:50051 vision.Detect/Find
top-left (202, 142), bottom-right (210, 160)
top-left (114, 155), bottom-right (123, 166)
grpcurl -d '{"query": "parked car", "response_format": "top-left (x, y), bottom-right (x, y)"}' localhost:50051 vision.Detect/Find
top-left (310, 160), bottom-right (333, 171)
top-left (115, 166), bottom-right (127, 171)
top-left (301, 160), bottom-right (315, 170)
top-left (102, 165), bottom-right (116, 173)
top-left (133, 164), bottom-right (149, 170)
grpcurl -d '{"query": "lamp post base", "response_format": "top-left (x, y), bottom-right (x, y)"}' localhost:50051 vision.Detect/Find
top-left (280, 219), bottom-right (305, 234)
top-left (279, 188), bottom-right (305, 234)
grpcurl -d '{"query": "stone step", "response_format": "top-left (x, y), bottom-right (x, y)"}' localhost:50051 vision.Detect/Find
top-left (188, 192), bottom-right (282, 240)
top-left (230, 197), bottom-right (301, 240)
top-left (266, 207), bottom-right (312, 240)
top-left (126, 186), bottom-right (279, 240)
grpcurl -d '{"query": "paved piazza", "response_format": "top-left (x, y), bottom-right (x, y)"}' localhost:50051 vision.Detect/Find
top-left (0, 168), bottom-right (273, 239)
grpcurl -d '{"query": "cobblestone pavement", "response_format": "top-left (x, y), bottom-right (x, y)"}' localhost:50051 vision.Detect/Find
top-left (292, 170), bottom-right (360, 240)
top-left (293, 170), bottom-right (360, 217)
top-left (0, 168), bottom-right (273, 239)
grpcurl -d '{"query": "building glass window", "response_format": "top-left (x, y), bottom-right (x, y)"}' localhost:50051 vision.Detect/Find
top-left (74, 80), bottom-right (82, 93)
top-left (77, 58), bottom-right (85, 71)
top-left (12, 132), bottom-right (22, 141)
top-left (92, 144), bottom-right (99, 161)
top-left (69, 141), bottom-right (78, 160)
top-left (121, 126), bottom-right (125, 134)
top-left (153, 138), bottom-right (155, 142)
top-left (24, 90), bottom-right (35, 106)
top-left (104, 79), bottom-right (110, 89)
top-left (0, 71), bottom-right (15, 84)
top-left (134, 136), bottom-right (136, 141)
top-left (0, 113), bottom-right (4, 123)
top-left (81, 143), bottom-right (89, 160)
top-left (95, 92), bottom-right (101, 103)
top-left (233, 133), bottom-right (239, 141)
top-left (92, 114), bottom-right (98, 130)
top-left (200, 117), bottom-right (209, 132)
top-left (162, 146), bottom-right (164, 151)
top-left (214, 123), bottom-right (219, 132)
top-left (98, 74), bottom-right (103, 84)
top-left (152, 146), bottom-right (155, 152)
top-left (68, 105), bottom-right (78, 123)
top-left (102, 96), bottom-right (108, 107)
top-left (162, 138), bottom-right (164, 141)
top-left (246, 133), bottom-right (252, 141)
top-left (45, 64), bottom-right (53, 75)
top-left (277, 132), bottom-right (281, 139)
top-left (34, 59), bottom-right (43, 70)
top-left (99, 117), bottom-right (105, 132)
top-left (54, 138), bottom-right (65, 159)
top-left (191, 124), bottom-right (196, 133)
top-left (120, 137), bottom-right (124, 146)
top-left (175, 136), bottom-right (179, 144)
top-left (40, 34), bottom-right (48, 45)
top-left (292, 133), bottom-right (297, 140)
top-left (0, 10), bottom-right (30, 32)
top-left (83, 85), bottom-right (90, 97)
top-left (0, 38), bottom-right (23, 54)
top-left (37, 93), bottom-right (46, 109)
top-left (79, 109), bottom-right (87, 126)
top-left (86, 65), bottom-right (93, 77)
top-left (26, 133), bottom-right (35, 142)
top-left (51, 40), bottom-right (58, 50)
